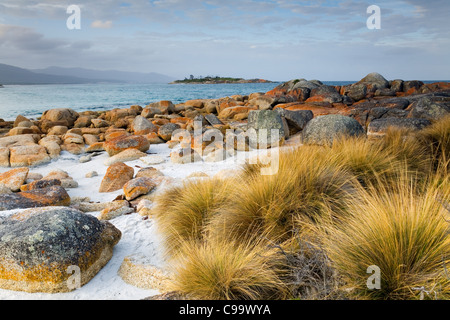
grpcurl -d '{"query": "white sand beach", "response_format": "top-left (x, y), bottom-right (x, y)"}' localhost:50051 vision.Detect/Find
top-left (0, 143), bottom-right (275, 300)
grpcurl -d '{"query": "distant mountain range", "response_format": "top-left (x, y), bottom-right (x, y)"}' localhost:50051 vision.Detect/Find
top-left (0, 63), bottom-right (176, 85)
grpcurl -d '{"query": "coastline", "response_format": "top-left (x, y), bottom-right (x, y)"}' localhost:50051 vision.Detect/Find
top-left (0, 72), bottom-right (448, 300)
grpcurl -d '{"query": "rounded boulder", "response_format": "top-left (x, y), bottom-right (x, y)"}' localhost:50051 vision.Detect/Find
top-left (302, 115), bottom-right (366, 146)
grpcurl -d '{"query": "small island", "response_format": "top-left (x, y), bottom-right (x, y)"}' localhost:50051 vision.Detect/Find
top-left (171, 75), bottom-right (273, 84)
top-left (0, 84), bottom-right (3, 88)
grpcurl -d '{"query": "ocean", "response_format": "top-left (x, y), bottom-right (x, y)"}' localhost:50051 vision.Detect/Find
top-left (0, 81), bottom-right (356, 121)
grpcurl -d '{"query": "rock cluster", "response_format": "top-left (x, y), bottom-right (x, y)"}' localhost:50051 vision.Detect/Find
top-left (0, 167), bottom-right (75, 210)
top-left (1, 74), bottom-right (447, 167)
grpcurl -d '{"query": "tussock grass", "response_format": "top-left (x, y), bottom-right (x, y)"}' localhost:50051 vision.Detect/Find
top-left (170, 237), bottom-right (289, 300)
top-left (210, 147), bottom-right (358, 244)
top-left (152, 178), bottom-right (234, 258)
top-left (327, 137), bottom-right (402, 187)
top-left (417, 115), bottom-right (450, 176)
top-left (377, 127), bottom-right (432, 175)
top-left (324, 172), bottom-right (450, 300)
top-left (152, 116), bottom-right (450, 300)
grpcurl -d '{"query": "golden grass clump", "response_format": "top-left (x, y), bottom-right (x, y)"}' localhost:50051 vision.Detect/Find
top-left (377, 127), bottom-right (432, 175)
top-left (209, 146), bottom-right (358, 244)
top-left (328, 136), bottom-right (407, 187)
top-left (170, 238), bottom-right (289, 300)
top-left (151, 115), bottom-right (450, 300)
top-left (324, 173), bottom-right (450, 300)
top-left (152, 177), bottom-right (234, 258)
top-left (416, 114), bottom-right (450, 175)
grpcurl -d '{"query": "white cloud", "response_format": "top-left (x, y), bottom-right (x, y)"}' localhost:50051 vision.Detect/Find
top-left (91, 20), bottom-right (113, 29)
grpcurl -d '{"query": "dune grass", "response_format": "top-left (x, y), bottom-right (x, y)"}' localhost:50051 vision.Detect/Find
top-left (328, 135), bottom-right (421, 188)
top-left (416, 115), bottom-right (450, 176)
top-left (152, 177), bottom-right (235, 258)
top-left (169, 237), bottom-right (289, 300)
top-left (209, 146), bottom-right (358, 245)
top-left (152, 115), bottom-right (450, 300)
top-left (323, 172), bottom-right (450, 300)
top-left (376, 127), bottom-right (432, 175)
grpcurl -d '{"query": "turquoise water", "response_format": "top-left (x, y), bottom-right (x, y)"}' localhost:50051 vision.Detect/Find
top-left (1, 80), bottom-right (398, 120)
top-left (0, 82), bottom-right (287, 120)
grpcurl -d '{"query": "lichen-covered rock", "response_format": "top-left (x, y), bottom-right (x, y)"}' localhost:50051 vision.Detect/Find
top-left (408, 97), bottom-right (450, 121)
top-left (86, 142), bottom-right (105, 153)
top-left (61, 143), bottom-right (86, 155)
top-left (118, 254), bottom-right (172, 291)
top-left (0, 207), bottom-right (121, 293)
top-left (91, 119), bottom-right (110, 128)
top-left (73, 115), bottom-right (93, 128)
top-left (170, 148), bottom-right (202, 164)
top-left (98, 201), bottom-right (134, 220)
top-left (131, 116), bottom-right (158, 135)
top-left (135, 167), bottom-right (165, 179)
top-left (144, 100), bottom-right (175, 115)
top-left (20, 179), bottom-right (61, 192)
top-left (306, 86), bottom-right (343, 104)
top-left (204, 148), bottom-right (232, 162)
top-left (140, 155), bottom-right (165, 165)
top-left (158, 123), bottom-right (181, 141)
top-left (0, 167), bottom-right (29, 192)
top-left (345, 84), bottom-right (368, 101)
top-left (356, 72), bottom-right (389, 90)
top-left (9, 145), bottom-right (51, 167)
top-left (63, 132), bottom-right (84, 145)
top-left (302, 115), bottom-right (366, 146)
top-left (104, 135), bottom-right (150, 157)
top-left (8, 127), bottom-right (34, 136)
top-left (247, 110), bottom-right (289, 149)
top-left (41, 108), bottom-right (79, 127)
top-left (99, 162), bottom-right (134, 193)
top-left (275, 108), bottom-right (314, 133)
top-left (218, 106), bottom-right (257, 120)
top-left (39, 136), bottom-right (62, 159)
top-left (13, 115), bottom-right (31, 128)
top-left (0, 135), bottom-right (37, 149)
top-left (136, 199), bottom-right (153, 217)
top-left (0, 148), bottom-right (10, 167)
top-left (123, 177), bottom-right (157, 201)
top-left (0, 185), bottom-right (71, 211)
top-left (104, 148), bottom-right (148, 166)
top-left (367, 117), bottom-right (431, 138)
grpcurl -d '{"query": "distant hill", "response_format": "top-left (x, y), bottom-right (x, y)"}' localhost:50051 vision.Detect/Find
top-left (0, 63), bottom-right (103, 85)
top-left (33, 66), bottom-right (176, 84)
top-left (0, 63), bottom-right (176, 85)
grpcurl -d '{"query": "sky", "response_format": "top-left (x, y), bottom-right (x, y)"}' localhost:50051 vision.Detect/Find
top-left (0, 0), bottom-right (449, 81)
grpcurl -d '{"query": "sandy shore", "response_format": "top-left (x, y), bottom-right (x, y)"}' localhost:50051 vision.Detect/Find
top-left (0, 142), bottom-right (274, 300)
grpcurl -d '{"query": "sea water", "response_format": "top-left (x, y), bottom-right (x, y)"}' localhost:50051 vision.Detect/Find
top-left (0, 81), bottom-right (358, 120)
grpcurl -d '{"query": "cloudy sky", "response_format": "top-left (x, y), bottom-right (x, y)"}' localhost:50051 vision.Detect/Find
top-left (0, 0), bottom-right (449, 81)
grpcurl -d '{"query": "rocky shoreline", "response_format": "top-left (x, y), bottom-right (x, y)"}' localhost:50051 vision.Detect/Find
top-left (0, 72), bottom-right (449, 297)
